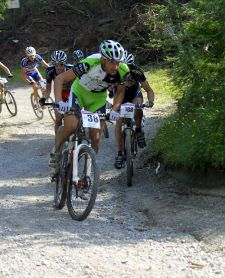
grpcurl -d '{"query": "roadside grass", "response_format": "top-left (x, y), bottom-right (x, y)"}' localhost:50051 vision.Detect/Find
top-left (145, 66), bottom-right (181, 105)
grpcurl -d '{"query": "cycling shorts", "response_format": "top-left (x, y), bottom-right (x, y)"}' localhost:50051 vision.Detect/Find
top-left (68, 90), bottom-right (106, 116)
top-left (26, 70), bottom-right (41, 82)
top-left (123, 85), bottom-right (143, 104)
top-left (71, 89), bottom-right (107, 114)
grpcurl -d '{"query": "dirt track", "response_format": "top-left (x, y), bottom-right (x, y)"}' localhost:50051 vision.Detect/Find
top-left (0, 83), bottom-right (225, 278)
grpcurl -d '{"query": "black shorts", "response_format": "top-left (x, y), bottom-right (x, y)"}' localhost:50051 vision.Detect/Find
top-left (123, 84), bottom-right (143, 104)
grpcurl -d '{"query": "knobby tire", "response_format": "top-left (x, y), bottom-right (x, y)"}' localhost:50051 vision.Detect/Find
top-left (125, 128), bottom-right (133, 187)
top-left (67, 145), bottom-right (99, 221)
top-left (5, 91), bottom-right (17, 116)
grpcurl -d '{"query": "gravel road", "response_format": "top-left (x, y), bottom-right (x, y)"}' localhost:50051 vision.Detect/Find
top-left (0, 83), bottom-right (225, 278)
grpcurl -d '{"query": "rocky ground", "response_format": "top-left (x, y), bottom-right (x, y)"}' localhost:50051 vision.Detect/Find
top-left (0, 83), bottom-right (225, 278)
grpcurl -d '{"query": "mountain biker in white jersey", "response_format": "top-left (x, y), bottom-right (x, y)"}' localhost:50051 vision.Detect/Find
top-left (49, 40), bottom-right (130, 174)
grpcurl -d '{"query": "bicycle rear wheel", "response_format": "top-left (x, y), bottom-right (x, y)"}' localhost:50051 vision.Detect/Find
top-left (67, 145), bottom-right (99, 221)
top-left (47, 96), bottom-right (56, 122)
top-left (54, 145), bottom-right (69, 209)
top-left (125, 128), bottom-right (133, 187)
top-left (5, 91), bottom-right (17, 116)
top-left (30, 92), bottom-right (43, 120)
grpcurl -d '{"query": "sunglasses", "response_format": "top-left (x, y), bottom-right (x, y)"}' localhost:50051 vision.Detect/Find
top-left (53, 62), bottom-right (65, 67)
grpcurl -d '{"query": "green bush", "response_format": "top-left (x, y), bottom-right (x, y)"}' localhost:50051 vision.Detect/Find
top-left (150, 0), bottom-right (225, 170)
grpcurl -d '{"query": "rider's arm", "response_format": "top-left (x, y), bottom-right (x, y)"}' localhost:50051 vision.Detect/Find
top-left (141, 80), bottom-right (155, 102)
top-left (41, 59), bottom-right (49, 69)
top-left (54, 69), bottom-right (76, 102)
top-left (0, 62), bottom-right (12, 75)
top-left (112, 84), bottom-right (125, 111)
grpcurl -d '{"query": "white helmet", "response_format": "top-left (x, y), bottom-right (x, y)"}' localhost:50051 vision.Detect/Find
top-left (124, 50), bottom-right (134, 65)
top-left (26, 46), bottom-right (36, 56)
top-left (99, 40), bottom-right (125, 62)
top-left (51, 50), bottom-right (67, 63)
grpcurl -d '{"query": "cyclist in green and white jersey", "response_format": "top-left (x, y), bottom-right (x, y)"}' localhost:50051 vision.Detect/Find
top-left (49, 40), bottom-right (130, 173)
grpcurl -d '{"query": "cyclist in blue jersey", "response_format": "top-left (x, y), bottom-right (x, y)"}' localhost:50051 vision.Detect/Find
top-left (21, 46), bottom-right (49, 100)
top-left (49, 40), bottom-right (130, 174)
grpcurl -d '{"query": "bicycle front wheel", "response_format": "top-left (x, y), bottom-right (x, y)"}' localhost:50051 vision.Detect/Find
top-left (67, 145), bottom-right (99, 221)
top-left (31, 93), bottom-right (43, 120)
top-left (124, 128), bottom-right (133, 187)
top-left (47, 96), bottom-right (56, 122)
top-left (5, 91), bottom-right (17, 116)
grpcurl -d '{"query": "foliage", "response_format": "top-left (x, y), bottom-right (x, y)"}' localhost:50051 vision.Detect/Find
top-left (0, 0), bottom-right (7, 20)
top-left (150, 0), bottom-right (225, 170)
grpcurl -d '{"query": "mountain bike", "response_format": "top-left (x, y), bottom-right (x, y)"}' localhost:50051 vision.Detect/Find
top-left (45, 103), bottom-right (99, 221)
top-left (103, 101), bottom-right (113, 138)
top-left (29, 78), bottom-right (55, 121)
top-left (112, 103), bottom-right (147, 187)
top-left (0, 77), bottom-right (17, 116)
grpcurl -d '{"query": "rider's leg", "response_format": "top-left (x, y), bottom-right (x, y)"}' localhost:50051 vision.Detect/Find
top-left (54, 110), bottom-right (63, 135)
top-left (49, 114), bottom-right (79, 174)
top-left (32, 84), bottom-right (39, 101)
top-left (55, 114), bottom-right (79, 152)
top-left (133, 96), bottom-right (146, 148)
top-left (89, 120), bottom-right (105, 153)
top-left (114, 118), bottom-right (124, 169)
top-left (133, 96), bottom-right (143, 129)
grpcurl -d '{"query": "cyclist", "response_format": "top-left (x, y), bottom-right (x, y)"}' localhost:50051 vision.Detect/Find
top-left (114, 50), bottom-right (155, 169)
top-left (39, 50), bottom-right (73, 133)
top-left (0, 62), bottom-right (13, 102)
top-left (21, 46), bottom-right (49, 100)
top-left (49, 40), bottom-right (130, 174)
top-left (73, 49), bottom-right (85, 65)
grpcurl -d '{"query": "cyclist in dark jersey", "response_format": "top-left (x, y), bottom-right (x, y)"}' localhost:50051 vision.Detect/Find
top-left (114, 51), bottom-right (155, 169)
top-left (49, 40), bottom-right (130, 174)
top-left (39, 50), bottom-right (73, 133)
top-left (73, 49), bottom-right (85, 65)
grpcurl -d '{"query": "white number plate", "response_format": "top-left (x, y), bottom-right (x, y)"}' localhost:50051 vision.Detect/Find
top-left (120, 103), bottom-right (135, 119)
top-left (82, 110), bottom-right (100, 129)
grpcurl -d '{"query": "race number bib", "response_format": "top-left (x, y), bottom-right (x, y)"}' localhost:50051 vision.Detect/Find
top-left (82, 110), bottom-right (100, 129)
top-left (120, 103), bottom-right (135, 119)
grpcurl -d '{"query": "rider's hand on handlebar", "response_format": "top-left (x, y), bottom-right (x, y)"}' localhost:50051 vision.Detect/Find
top-left (109, 109), bottom-right (120, 121)
top-left (39, 97), bottom-right (46, 106)
top-left (144, 100), bottom-right (154, 108)
top-left (57, 101), bottom-right (70, 114)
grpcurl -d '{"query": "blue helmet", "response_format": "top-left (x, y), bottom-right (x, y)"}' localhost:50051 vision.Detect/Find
top-left (73, 50), bottom-right (84, 61)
